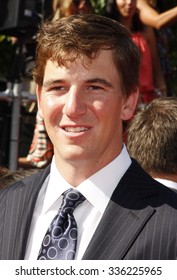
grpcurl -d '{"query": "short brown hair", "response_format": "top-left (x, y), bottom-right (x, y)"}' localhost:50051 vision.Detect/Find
top-left (33, 14), bottom-right (140, 96)
top-left (127, 97), bottom-right (177, 175)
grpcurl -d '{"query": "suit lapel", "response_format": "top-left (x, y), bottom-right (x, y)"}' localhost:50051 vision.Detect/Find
top-left (83, 160), bottom-right (157, 260)
top-left (82, 200), bottom-right (154, 259)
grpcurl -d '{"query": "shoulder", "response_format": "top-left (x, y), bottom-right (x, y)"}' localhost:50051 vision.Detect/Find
top-left (125, 159), bottom-right (177, 206)
top-left (0, 165), bottom-right (50, 199)
top-left (137, 0), bottom-right (148, 10)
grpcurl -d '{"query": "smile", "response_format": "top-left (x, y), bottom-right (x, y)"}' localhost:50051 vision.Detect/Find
top-left (64, 127), bottom-right (89, 133)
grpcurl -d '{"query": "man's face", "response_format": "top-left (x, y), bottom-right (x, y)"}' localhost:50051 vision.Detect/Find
top-left (37, 50), bottom-right (138, 170)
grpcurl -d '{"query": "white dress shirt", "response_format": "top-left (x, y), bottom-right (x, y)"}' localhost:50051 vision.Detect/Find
top-left (25, 145), bottom-right (131, 260)
top-left (154, 178), bottom-right (177, 191)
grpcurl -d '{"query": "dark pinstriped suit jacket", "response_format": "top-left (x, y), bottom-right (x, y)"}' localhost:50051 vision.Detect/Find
top-left (0, 159), bottom-right (177, 260)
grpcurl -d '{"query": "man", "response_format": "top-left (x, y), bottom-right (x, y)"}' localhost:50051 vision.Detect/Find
top-left (127, 97), bottom-right (177, 192)
top-left (0, 14), bottom-right (177, 260)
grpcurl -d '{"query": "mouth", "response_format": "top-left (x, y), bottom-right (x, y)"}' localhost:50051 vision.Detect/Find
top-left (62, 126), bottom-right (90, 133)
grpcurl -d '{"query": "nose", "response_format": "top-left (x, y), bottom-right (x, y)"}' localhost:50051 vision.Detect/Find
top-left (63, 89), bottom-right (87, 117)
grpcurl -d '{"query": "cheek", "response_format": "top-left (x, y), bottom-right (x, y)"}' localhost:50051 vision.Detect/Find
top-left (91, 99), bottom-right (111, 121)
top-left (92, 97), bottom-right (122, 121)
top-left (92, 99), bottom-right (105, 112)
top-left (40, 96), bottom-right (63, 121)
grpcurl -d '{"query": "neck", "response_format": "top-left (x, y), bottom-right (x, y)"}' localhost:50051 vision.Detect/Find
top-left (119, 16), bottom-right (132, 31)
top-left (54, 152), bottom-right (121, 187)
top-left (56, 160), bottom-right (95, 187)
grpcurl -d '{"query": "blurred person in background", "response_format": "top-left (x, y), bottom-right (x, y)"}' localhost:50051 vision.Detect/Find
top-left (126, 97), bottom-right (177, 192)
top-left (53, 0), bottom-right (93, 19)
top-left (137, 0), bottom-right (177, 30)
top-left (107, 0), bottom-right (167, 108)
top-left (0, 167), bottom-right (39, 189)
top-left (137, 0), bottom-right (177, 96)
top-left (105, 0), bottom-right (177, 96)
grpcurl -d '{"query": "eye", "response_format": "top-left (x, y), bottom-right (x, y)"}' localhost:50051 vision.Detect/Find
top-left (48, 85), bottom-right (67, 93)
top-left (87, 85), bottom-right (104, 91)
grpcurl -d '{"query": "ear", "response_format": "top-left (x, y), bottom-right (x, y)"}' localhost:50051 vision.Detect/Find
top-left (36, 84), bottom-right (44, 119)
top-left (121, 88), bottom-right (139, 121)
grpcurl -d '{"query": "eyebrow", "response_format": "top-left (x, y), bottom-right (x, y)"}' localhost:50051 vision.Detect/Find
top-left (42, 78), bottom-right (113, 88)
top-left (42, 79), bottom-right (65, 88)
top-left (86, 78), bottom-right (113, 88)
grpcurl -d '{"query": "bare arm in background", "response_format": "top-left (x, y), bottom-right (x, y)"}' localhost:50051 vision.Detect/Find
top-left (137, 0), bottom-right (177, 30)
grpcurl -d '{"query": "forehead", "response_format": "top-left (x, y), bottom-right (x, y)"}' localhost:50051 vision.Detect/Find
top-left (44, 49), bottom-right (120, 79)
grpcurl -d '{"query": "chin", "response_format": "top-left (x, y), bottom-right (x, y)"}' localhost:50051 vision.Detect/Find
top-left (59, 146), bottom-right (88, 160)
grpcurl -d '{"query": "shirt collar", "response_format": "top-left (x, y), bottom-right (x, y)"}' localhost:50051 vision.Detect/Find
top-left (154, 178), bottom-right (177, 191)
top-left (42, 145), bottom-right (131, 214)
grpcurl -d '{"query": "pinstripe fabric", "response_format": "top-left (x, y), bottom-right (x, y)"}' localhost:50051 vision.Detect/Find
top-left (0, 166), bottom-right (50, 260)
top-left (0, 160), bottom-right (177, 260)
top-left (83, 160), bottom-right (177, 259)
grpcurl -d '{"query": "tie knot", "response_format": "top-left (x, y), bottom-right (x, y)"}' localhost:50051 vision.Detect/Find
top-left (60, 188), bottom-right (85, 214)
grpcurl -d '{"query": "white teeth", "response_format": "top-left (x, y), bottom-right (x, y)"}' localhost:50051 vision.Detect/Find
top-left (64, 127), bottom-right (89, 132)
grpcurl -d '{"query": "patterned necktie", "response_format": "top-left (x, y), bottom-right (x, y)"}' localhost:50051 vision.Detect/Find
top-left (37, 188), bottom-right (85, 260)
